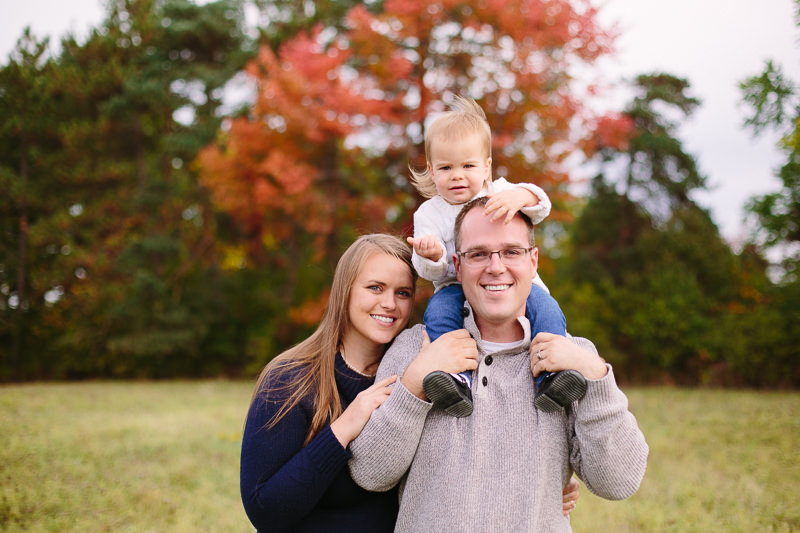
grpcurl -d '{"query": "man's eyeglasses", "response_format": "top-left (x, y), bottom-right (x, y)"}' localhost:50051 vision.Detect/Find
top-left (456, 247), bottom-right (533, 267)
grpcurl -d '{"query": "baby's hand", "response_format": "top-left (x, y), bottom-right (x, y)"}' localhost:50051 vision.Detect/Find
top-left (485, 188), bottom-right (538, 224)
top-left (407, 235), bottom-right (444, 262)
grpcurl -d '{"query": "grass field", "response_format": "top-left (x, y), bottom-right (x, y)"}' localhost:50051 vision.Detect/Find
top-left (1, 382), bottom-right (798, 532)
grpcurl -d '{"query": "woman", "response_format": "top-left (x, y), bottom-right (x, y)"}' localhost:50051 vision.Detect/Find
top-left (240, 234), bottom-right (416, 532)
top-left (240, 234), bottom-right (580, 532)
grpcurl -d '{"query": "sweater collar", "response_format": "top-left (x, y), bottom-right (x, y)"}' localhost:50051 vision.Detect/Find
top-left (335, 351), bottom-right (375, 402)
top-left (462, 301), bottom-right (532, 357)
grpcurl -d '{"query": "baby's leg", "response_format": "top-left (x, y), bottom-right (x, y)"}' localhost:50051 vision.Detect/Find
top-left (526, 284), bottom-right (566, 337)
top-left (422, 284), bottom-right (473, 417)
top-left (423, 284), bottom-right (467, 341)
top-left (525, 285), bottom-right (587, 412)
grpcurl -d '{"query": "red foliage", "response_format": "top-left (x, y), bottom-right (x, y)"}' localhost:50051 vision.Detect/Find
top-left (199, 0), bottom-right (622, 268)
top-left (583, 112), bottom-right (635, 155)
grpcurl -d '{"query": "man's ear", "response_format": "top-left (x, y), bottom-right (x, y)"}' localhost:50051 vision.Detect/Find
top-left (454, 253), bottom-right (462, 282)
top-left (530, 247), bottom-right (539, 272)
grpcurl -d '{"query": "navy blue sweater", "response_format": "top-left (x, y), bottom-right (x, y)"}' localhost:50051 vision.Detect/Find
top-left (240, 353), bottom-right (399, 532)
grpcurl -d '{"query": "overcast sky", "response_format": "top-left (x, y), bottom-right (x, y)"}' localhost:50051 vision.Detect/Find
top-left (2, 0), bottom-right (797, 243)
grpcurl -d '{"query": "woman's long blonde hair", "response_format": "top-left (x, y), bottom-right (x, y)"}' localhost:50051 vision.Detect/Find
top-left (250, 234), bottom-right (416, 444)
top-left (409, 95), bottom-right (493, 198)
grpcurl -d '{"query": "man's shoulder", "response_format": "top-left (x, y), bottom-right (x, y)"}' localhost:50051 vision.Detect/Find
top-left (387, 324), bottom-right (425, 356)
top-left (567, 333), bottom-right (598, 355)
top-left (376, 324), bottom-right (426, 377)
top-left (388, 324), bottom-right (426, 351)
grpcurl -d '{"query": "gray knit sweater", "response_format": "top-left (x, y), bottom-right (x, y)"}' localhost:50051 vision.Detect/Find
top-left (348, 308), bottom-right (648, 532)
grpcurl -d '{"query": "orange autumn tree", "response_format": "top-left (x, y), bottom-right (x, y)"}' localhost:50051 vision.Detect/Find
top-left (199, 0), bottom-right (628, 338)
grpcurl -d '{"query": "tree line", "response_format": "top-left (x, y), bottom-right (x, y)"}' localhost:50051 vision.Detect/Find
top-left (1, 0), bottom-right (797, 386)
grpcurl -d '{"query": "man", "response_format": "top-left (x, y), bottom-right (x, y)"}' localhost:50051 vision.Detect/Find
top-left (349, 196), bottom-right (648, 532)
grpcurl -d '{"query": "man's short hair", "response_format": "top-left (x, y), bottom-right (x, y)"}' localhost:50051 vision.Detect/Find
top-left (454, 196), bottom-right (535, 252)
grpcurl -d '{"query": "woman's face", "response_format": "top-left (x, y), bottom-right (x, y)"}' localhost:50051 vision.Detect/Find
top-left (345, 252), bottom-right (414, 350)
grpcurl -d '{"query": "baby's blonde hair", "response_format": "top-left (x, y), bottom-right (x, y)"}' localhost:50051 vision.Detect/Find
top-left (409, 95), bottom-right (493, 198)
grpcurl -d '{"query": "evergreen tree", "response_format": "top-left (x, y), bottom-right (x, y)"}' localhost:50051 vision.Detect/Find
top-left (558, 73), bottom-right (756, 385)
top-left (0, 30), bottom-right (65, 378)
top-left (736, 0), bottom-right (800, 386)
top-left (740, 59), bottom-right (800, 280)
top-left (0, 0), bottom-right (256, 379)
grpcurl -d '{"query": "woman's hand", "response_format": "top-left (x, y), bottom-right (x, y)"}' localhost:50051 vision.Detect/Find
top-left (530, 332), bottom-right (607, 380)
top-left (402, 330), bottom-right (478, 400)
top-left (330, 375), bottom-right (397, 447)
top-left (562, 477), bottom-right (580, 517)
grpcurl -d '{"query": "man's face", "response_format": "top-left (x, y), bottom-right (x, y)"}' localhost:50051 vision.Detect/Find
top-left (454, 208), bottom-right (537, 339)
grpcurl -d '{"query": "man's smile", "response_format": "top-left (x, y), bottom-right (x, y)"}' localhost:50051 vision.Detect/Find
top-left (483, 284), bottom-right (511, 292)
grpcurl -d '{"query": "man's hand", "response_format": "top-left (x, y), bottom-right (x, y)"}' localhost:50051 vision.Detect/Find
top-left (407, 235), bottom-right (445, 262)
top-left (485, 188), bottom-right (538, 224)
top-left (530, 332), bottom-right (607, 380)
top-left (402, 330), bottom-right (478, 400)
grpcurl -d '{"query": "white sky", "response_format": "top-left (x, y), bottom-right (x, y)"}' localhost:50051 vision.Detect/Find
top-left (594, 0), bottom-right (798, 246)
top-left (1, 0), bottom-right (797, 244)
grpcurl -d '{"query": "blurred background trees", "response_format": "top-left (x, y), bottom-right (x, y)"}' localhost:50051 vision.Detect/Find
top-left (1, 0), bottom-right (255, 378)
top-left (197, 0), bottom-right (623, 364)
top-left (1, 0), bottom-right (797, 386)
top-left (555, 73), bottom-right (798, 386)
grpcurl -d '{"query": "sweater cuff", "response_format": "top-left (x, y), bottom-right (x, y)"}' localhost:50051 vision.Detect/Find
top-left (391, 380), bottom-right (434, 419)
top-left (305, 424), bottom-right (351, 476)
top-left (517, 184), bottom-right (551, 224)
top-left (413, 251), bottom-right (448, 281)
top-left (578, 364), bottom-right (627, 414)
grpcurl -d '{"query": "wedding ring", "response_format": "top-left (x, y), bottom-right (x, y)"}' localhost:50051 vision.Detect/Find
top-left (536, 350), bottom-right (543, 360)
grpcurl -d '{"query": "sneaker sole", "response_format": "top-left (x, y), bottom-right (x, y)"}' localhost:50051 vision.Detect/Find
top-left (535, 370), bottom-right (587, 412)
top-left (423, 372), bottom-right (473, 418)
top-left (534, 393), bottom-right (562, 412)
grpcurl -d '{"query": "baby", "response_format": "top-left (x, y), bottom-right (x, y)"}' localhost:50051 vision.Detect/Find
top-left (407, 96), bottom-right (587, 416)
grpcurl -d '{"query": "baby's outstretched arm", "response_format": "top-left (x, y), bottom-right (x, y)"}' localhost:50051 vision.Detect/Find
top-left (407, 235), bottom-right (444, 262)
top-left (485, 187), bottom-right (539, 224)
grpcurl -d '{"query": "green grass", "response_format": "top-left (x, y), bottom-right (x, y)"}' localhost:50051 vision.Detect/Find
top-left (0, 381), bottom-right (254, 532)
top-left (570, 388), bottom-right (800, 532)
top-left (1, 383), bottom-right (798, 532)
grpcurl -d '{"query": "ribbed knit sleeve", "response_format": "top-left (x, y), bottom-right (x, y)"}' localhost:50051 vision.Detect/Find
top-left (240, 383), bottom-right (351, 532)
top-left (569, 364), bottom-right (649, 500)
top-left (349, 325), bottom-right (433, 491)
top-left (349, 381), bottom-right (431, 491)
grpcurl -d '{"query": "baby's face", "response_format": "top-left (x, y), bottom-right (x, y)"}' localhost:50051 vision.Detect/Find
top-left (429, 132), bottom-right (491, 205)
